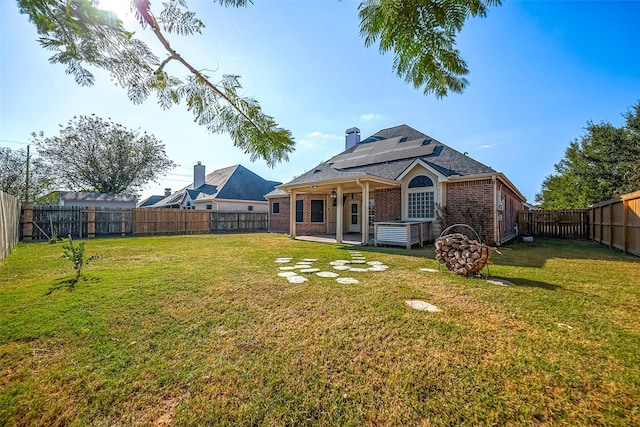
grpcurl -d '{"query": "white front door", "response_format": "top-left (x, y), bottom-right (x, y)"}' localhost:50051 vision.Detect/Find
top-left (348, 201), bottom-right (360, 233)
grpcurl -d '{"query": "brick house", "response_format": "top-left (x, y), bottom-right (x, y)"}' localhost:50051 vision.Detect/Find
top-left (266, 125), bottom-right (526, 246)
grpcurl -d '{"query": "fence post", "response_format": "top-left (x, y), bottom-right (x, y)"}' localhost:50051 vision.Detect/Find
top-left (121, 209), bottom-right (126, 236)
top-left (22, 204), bottom-right (33, 241)
top-left (88, 206), bottom-right (95, 238)
top-left (623, 198), bottom-right (629, 254)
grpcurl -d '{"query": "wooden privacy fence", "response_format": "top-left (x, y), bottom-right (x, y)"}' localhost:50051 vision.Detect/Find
top-left (588, 190), bottom-right (640, 257)
top-left (21, 205), bottom-right (268, 241)
top-left (1, 191), bottom-right (21, 259)
top-left (517, 209), bottom-right (589, 238)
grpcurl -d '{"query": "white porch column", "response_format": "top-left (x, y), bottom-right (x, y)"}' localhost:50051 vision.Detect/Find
top-left (336, 185), bottom-right (343, 244)
top-left (289, 190), bottom-right (296, 239)
top-left (362, 181), bottom-right (370, 245)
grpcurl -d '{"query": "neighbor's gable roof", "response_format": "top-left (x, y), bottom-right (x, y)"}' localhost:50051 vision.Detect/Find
top-left (281, 124), bottom-right (495, 187)
top-left (150, 165), bottom-right (281, 207)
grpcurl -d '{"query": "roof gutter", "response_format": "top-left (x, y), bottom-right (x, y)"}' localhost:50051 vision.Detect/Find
top-left (277, 175), bottom-right (398, 192)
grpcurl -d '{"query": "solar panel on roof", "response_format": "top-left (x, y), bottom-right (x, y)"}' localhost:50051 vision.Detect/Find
top-left (331, 137), bottom-right (437, 169)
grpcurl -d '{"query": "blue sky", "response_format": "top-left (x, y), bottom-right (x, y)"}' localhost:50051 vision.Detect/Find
top-left (1, 0), bottom-right (639, 203)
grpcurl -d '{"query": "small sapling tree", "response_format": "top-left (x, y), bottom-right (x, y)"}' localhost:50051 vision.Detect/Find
top-left (62, 236), bottom-right (100, 282)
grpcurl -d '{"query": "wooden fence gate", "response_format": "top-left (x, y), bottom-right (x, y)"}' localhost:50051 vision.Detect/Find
top-left (517, 210), bottom-right (589, 238)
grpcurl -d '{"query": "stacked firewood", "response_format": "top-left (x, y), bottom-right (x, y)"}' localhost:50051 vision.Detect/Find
top-left (434, 233), bottom-right (492, 277)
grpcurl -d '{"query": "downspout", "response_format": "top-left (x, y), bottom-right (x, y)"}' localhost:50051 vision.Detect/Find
top-left (356, 179), bottom-right (369, 245)
top-left (336, 185), bottom-right (343, 244)
top-left (492, 175), bottom-right (499, 246)
top-left (289, 190), bottom-right (296, 239)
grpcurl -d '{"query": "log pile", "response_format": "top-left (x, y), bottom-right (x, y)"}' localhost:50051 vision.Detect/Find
top-left (435, 233), bottom-right (492, 277)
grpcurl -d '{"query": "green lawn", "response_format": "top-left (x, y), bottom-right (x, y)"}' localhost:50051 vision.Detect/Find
top-left (1, 234), bottom-right (639, 426)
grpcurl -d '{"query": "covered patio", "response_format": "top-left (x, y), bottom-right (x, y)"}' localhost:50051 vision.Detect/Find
top-left (280, 176), bottom-right (398, 246)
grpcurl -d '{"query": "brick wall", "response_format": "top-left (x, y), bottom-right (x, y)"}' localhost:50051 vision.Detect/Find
top-left (498, 180), bottom-right (524, 242)
top-left (445, 179), bottom-right (496, 244)
top-left (269, 197), bottom-right (290, 233)
top-left (268, 194), bottom-right (328, 235)
top-left (373, 188), bottom-right (401, 221)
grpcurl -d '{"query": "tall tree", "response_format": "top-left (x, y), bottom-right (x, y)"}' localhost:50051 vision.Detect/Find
top-left (32, 115), bottom-right (177, 194)
top-left (0, 147), bottom-right (53, 203)
top-left (536, 101), bottom-right (640, 208)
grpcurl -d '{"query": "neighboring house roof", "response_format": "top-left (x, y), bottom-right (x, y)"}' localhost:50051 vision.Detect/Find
top-left (60, 191), bottom-right (137, 203)
top-left (150, 164), bottom-right (281, 207)
top-left (281, 124), bottom-right (496, 188)
top-left (138, 195), bottom-right (165, 207)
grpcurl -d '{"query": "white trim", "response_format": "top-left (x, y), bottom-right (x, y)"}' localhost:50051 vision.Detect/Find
top-left (399, 164), bottom-right (441, 221)
top-left (396, 159), bottom-right (449, 182)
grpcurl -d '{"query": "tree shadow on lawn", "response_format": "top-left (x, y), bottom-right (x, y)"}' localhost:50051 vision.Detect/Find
top-left (45, 276), bottom-right (101, 295)
top-left (347, 238), bottom-right (639, 269)
top-left (487, 275), bottom-right (562, 291)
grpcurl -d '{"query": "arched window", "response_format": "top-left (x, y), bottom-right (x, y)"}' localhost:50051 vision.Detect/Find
top-left (408, 175), bottom-right (434, 188)
top-left (407, 175), bottom-right (435, 219)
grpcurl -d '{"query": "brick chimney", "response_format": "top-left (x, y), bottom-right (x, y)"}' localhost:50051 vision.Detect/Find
top-left (345, 127), bottom-right (360, 150)
top-left (194, 161), bottom-right (205, 189)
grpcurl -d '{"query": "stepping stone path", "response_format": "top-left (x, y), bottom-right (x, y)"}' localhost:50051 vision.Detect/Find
top-left (487, 278), bottom-right (514, 287)
top-left (274, 250), bottom-right (389, 285)
top-left (336, 277), bottom-right (360, 284)
top-left (316, 271), bottom-right (339, 278)
top-left (405, 299), bottom-right (442, 312)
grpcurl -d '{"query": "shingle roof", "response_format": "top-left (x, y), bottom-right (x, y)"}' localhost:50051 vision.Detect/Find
top-left (283, 124), bottom-right (495, 187)
top-left (149, 164), bottom-right (281, 207)
top-left (137, 195), bottom-right (165, 207)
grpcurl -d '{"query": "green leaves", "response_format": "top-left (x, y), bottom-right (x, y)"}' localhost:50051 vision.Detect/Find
top-left (62, 238), bottom-right (100, 281)
top-left (32, 114), bottom-right (177, 194)
top-left (19, 0), bottom-right (294, 167)
top-left (536, 100), bottom-right (640, 208)
top-left (358, 0), bottom-right (502, 97)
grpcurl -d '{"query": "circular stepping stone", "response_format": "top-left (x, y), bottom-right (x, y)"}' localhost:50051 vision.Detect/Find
top-left (368, 267), bottom-right (388, 272)
top-left (293, 264), bottom-right (311, 269)
top-left (316, 271), bottom-right (339, 278)
top-left (333, 265), bottom-right (351, 271)
top-left (419, 268), bottom-right (439, 273)
top-left (331, 260), bottom-right (351, 264)
top-left (275, 258), bottom-right (292, 263)
top-left (300, 268), bottom-right (320, 274)
top-left (405, 300), bottom-right (441, 312)
top-left (336, 277), bottom-right (360, 284)
top-left (301, 258), bottom-right (318, 262)
top-left (348, 267), bottom-right (369, 272)
top-left (367, 261), bottom-right (384, 265)
top-left (278, 271), bottom-right (298, 277)
top-left (487, 278), bottom-right (514, 287)
top-left (557, 323), bottom-right (573, 329)
top-left (287, 275), bottom-right (308, 284)
top-left (279, 266), bottom-right (295, 270)
top-left (351, 260), bottom-right (366, 264)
